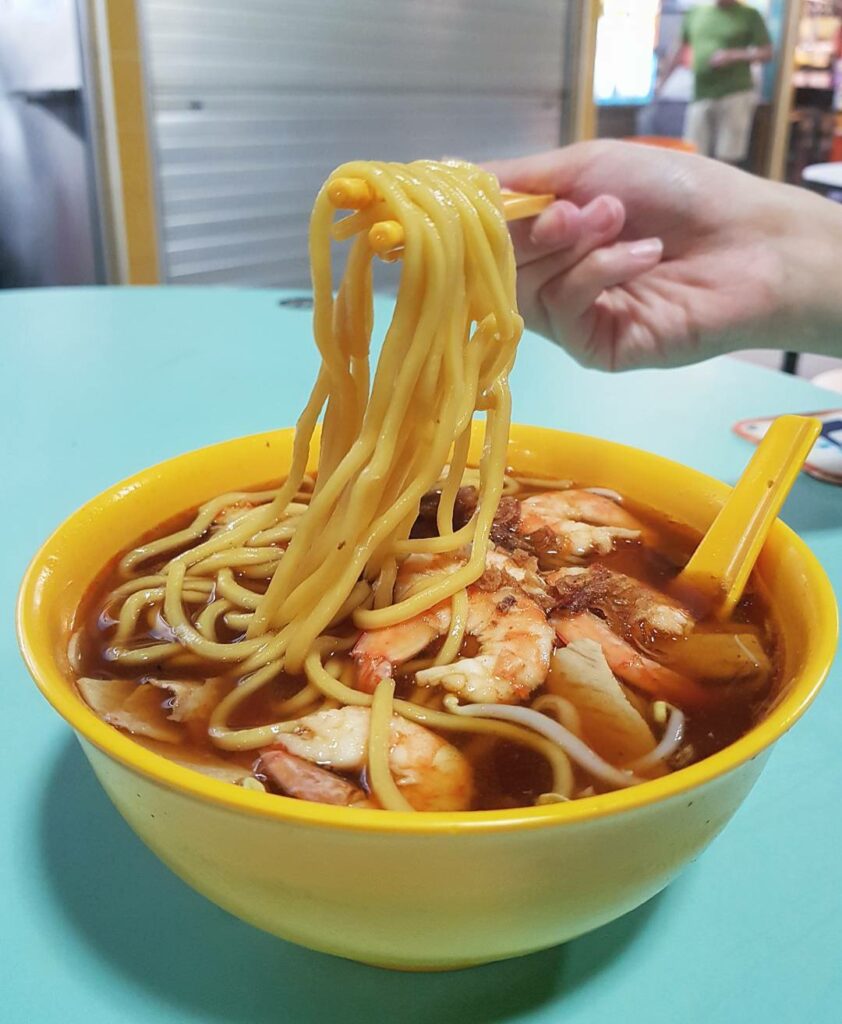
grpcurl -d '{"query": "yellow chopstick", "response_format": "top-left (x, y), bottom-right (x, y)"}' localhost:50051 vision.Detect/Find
top-left (327, 177), bottom-right (554, 258)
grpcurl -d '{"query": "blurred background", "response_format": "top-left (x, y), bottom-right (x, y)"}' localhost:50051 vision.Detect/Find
top-left (1, 0), bottom-right (840, 295)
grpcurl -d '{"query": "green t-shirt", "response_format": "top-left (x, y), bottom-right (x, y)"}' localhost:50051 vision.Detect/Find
top-left (682, 3), bottom-right (771, 101)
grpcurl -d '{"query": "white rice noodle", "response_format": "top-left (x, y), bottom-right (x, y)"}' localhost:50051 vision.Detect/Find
top-left (442, 695), bottom-right (644, 789)
top-left (626, 706), bottom-right (686, 773)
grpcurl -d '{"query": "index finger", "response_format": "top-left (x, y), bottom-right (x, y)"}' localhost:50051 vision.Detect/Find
top-left (485, 144), bottom-right (598, 200)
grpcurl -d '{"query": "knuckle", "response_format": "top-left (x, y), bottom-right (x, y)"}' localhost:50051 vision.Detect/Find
top-left (588, 247), bottom-right (616, 277)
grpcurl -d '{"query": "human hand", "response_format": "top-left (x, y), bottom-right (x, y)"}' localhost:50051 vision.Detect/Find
top-left (487, 141), bottom-right (842, 370)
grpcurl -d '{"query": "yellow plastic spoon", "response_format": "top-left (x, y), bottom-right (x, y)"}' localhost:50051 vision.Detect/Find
top-left (676, 414), bottom-right (821, 618)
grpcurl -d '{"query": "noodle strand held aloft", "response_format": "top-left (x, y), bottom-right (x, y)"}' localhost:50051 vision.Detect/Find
top-left (242, 161), bottom-right (522, 671)
top-left (114, 160), bottom-right (521, 685)
top-left (96, 159), bottom-right (581, 799)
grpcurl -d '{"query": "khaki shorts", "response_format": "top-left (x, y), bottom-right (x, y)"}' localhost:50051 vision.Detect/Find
top-left (684, 90), bottom-right (756, 163)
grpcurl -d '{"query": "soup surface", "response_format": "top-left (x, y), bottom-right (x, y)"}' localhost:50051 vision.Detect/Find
top-left (71, 475), bottom-right (779, 811)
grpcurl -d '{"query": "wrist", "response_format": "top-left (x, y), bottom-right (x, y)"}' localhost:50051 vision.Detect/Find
top-left (776, 191), bottom-right (842, 354)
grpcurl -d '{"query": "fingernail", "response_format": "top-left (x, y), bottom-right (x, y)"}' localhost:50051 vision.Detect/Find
top-left (583, 196), bottom-right (619, 232)
top-left (629, 237), bottom-right (663, 260)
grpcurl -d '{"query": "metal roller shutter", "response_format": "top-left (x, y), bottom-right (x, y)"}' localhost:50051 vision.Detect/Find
top-left (140, 0), bottom-right (570, 286)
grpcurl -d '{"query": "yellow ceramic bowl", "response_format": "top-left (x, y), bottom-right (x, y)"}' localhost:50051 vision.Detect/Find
top-left (17, 425), bottom-right (837, 970)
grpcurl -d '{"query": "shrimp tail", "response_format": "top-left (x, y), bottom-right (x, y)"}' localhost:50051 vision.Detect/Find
top-left (351, 614), bottom-right (445, 692)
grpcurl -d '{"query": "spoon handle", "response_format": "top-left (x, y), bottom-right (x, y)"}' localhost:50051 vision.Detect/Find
top-left (677, 414), bottom-right (822, 617)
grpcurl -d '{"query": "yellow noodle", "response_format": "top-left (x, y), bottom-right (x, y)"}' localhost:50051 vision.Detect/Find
top-left (391, 517), bottom-right (477, 556)
top-left (303, 639), bottom-right (371, 707)
top-left (327, 580), bottom-right (372, 628)
top-left (165, 652), bottom-right (208, 670)
top-left (247, 518), bottom-right (304, 545)
top-left (244, 161), bottom-right (520, 667)
top-left (164, 562), bottom-right (267, 662)
top-left (119, 489), bottom-right (278, 574)
top-left (112, 161), bottom-right (518, 676)
top-left (93, 159), bottom-right (539, 807)
top-left (273, 682), bottom-right (320, 718)
top-left (512, 475), bottom-right (574, 491)
top-left (114, 589), bottom-right (167, 643)
top-left (368, 678), bottom-right (415, 812)
top-left (215, 568), bottom-right (262, 610)
top-left (188, 548), bottom-right (283, 577)
top-left (107, 575), bottom-right (215, 602)
top-left (352, 382), bottom-right (511, 630)
top-left (212, 650), bottom-right (573, 801)
top-left (105, 642), bottom-right (181, 665)
top-left (193, 598), bottom-right (232, 640)
top-left (222, 610), bottom-right (252, 632)
top-left (236, 564), bottom-right (280, 580)
top-left (323, 656), bottom-right (345, 679)
top-left (209, 639), bottom-right (361, 749)
top-left (214, 641), bottom-right (572, 796)
top-left (433, 588), bottom-right (469, 666)
top-left (208, 658), bottom-right (285, 739)
top-left (400, 657), bottom-right (437, 676)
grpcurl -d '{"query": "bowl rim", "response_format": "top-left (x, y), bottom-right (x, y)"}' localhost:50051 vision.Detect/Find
top-left (17, 425), bottom-right (839, 835)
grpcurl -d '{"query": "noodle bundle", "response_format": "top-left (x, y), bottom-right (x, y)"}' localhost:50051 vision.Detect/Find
top-left (78, 159), bottom-right (775, 812)
top-left (97, 160), bottom-right (561, 805)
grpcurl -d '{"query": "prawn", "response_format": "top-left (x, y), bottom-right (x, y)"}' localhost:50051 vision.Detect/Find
top-left (353, 549), bottom-right (554, 704)
top-left (259, 706), bottom-right (472, 811)
top-left (517, 489), bottom-right (648, 557)
top-left (548, 565), bottom-right (694, 639)
top-left (552, 611), bottom-right (717, 711)
top-left (259, 748), bottom-right (371, 807)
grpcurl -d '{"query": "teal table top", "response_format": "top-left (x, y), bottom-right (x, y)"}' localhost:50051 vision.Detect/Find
top-left (2, 286), bottom-right (840, 1023)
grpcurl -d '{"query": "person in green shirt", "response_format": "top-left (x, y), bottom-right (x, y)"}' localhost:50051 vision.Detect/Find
top-left (657, 1), bottom-right (772, 164)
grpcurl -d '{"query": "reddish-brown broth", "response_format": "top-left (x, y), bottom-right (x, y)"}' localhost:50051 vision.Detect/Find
top-left (73, 479), bottom-right (780, 810)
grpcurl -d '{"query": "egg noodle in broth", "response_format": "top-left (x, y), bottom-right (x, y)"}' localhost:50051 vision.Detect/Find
top-left (73, 161), bottom-right (776, 812)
